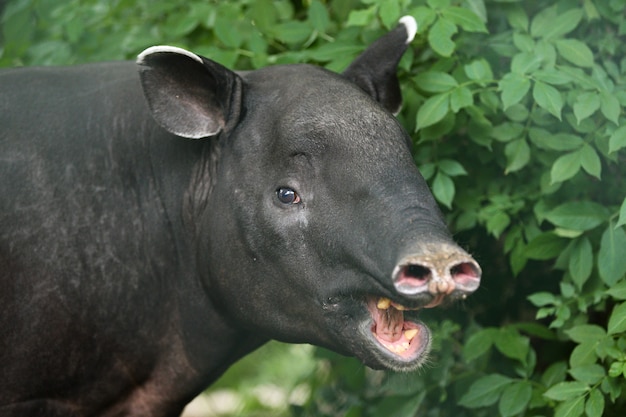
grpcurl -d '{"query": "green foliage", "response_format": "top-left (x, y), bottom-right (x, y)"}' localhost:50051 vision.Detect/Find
top-left (3, 0), bottom-right (626, 416)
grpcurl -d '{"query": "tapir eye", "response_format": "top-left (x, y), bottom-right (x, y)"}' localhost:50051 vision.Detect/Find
top-left (276, 187), bottom-right (301, 205)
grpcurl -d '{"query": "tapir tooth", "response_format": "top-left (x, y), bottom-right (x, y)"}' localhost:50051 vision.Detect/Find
top-left (404, 329), bottom-right (419, 341)
top-left (390, 302), bottom-right (406, 310)
top-left (377, 297), bottom-right (391, 310)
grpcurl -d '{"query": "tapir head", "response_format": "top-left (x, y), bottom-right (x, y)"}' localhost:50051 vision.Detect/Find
top-left (137, 16), bottom-right (481, 372)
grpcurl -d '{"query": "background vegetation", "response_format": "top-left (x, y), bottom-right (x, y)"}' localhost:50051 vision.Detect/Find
top-left (2, 0), bottom-right (625, 416)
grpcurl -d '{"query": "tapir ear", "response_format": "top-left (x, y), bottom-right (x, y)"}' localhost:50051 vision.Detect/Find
top-left (342, 16), bottom-right (417, 115)
top-left (137, 46), bottom-right (243, 139)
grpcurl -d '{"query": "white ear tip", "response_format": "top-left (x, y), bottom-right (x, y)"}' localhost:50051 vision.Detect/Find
top-left (399, 16), bottom-right (418, 44)
top-left (137, 45), bottom-right (203, 64)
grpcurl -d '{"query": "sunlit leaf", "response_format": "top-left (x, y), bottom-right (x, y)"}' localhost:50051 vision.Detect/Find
top-left (555, 395), bottom-right (585, 417)
top-left (531, 7), bottom-right (582, 40)
top-left (533, 81), bottom-right (563, 120)
top-left (608, 125), bottom-right (626, 154)
top-left (565, 324), bottom-right (606, 344)
top-left (428, 17), bottom-right (457, 57)
top-left (585, 389), bottom-right (605, 417)
top-left (417, 93), bottom-right (450, 129)
top-left (414, 71), bottom-right (458, 93)
top-left (504, 138), bottom-right (530, 173)
top-left (555, 39), bottom-right (594, 67)
top-left (432, 171), bottom-right (455, 209)
top-left (550, 151), bottom-right (581, 184)
top-left (450, 86), bottom-right (473, 112)
top-left (545, 201), bottom-right (607, 231)
top-left (569, 364), bottom-right (605, 385)
top-left (600, 91), bottom-right (620, 125)
top-left (579, 144), bottom-right (601, 179)
top-left (441, 6), bottom-right (487, 33)
top-left (544, 381), bottom-right (589, 401)
top-left (573, 92), bottom-right (600, 124)
top-left (499, 73), bottom-right (530, 111)
top-left (569, 237), bottom-right (593, 289)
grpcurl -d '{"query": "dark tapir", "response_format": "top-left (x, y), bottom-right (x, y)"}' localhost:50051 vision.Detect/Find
top-left (0, 16), bottom-right (480, 416)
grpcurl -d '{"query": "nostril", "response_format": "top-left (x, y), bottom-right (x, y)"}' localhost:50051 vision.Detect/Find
top-left (394, 264), bottom-right (432, 288)
top-left (450, 261), bottom-right (481, 288)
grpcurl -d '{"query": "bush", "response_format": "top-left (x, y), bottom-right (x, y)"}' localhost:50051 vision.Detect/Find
top-left (2, 0), bottom-right (625, 416)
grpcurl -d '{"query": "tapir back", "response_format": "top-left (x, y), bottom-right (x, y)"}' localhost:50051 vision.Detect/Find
top-left (0, 63), bottom-right (198, 414)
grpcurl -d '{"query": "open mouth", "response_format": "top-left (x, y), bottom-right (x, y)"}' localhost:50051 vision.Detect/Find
top-left (364, 296), bottom-right (435, 369)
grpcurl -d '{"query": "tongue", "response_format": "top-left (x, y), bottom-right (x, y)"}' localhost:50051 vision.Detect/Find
top-left (378, 308), bottom-right (405, 342)
top-left (371, 302), bottom-right (405, 343)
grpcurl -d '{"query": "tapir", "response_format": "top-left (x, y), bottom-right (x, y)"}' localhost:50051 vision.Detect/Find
top-left (0, 16), bottom-right (481, 416)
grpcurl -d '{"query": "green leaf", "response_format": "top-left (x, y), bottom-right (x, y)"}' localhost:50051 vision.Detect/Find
top-left (579, 144), bottom-right (601, 179)
top-left (555, 39), bottom-right (594, 68)
top-left (544, 381), bottom-right (589, 401)
top-left (492, 122), bottom-right (524, 142)
top-left (531, 7), bottom-right (582, 40)
top-left (533, 81), bottom-right (563, 120)
top-left (249, 0), bottom-right (277, 32)
top-left (570, 341), bottom-right (599, 367)
top-left (607, 302), bottom-right (626, 335)
top-left (525, 233), bottom-right (568, 260)
top-left (565, 324), bottom-right (606, 344)
top-left (600, 91), bottom-right (620, 125)
top-left (346, 6), bottom-right (377, 26)
top-left (459, 374), bottom-right (513, 408)
top-left (569, 364), bottom-right (606, 385)
top-left (569, 237), bottom-right (593, 289)
top-left (608, 125), bottom-right (626, 154)
top-left (555, 395), bottom-right (585, 417)
top-left (486, 211), bottom-right (511, 238)
top-left (544, 201), bottom-right (607, 231)
top-left (498, 381), bottom-right (532, 417)
top-left (598, 225), bottom-right (626, 286)
top-left (542, 362), bottom-right (568, 386)
top-left (573, 92), bottom-right (600, 124)
top-left (607, 280), bottom-right (626, 300)
top-left (513, 32), bottom-right (534, 52)
top-left (529, 129), bottom-right (584, 151)
top-left (378, 0), bottom-right (400, 29)
top-left (417, 93), bottom-right (450, 129)
top-left (437, 159), bottom-right (467, 176)
top-left (504, 138), bottom-right (530, 174)
top-left (441, 6), bottom-right (487, 33)
top-left (428, 17), bottom-right (457, 57)
top-left (550, 151), bottom-right (581, 184)
top-left (450, 86), bottom-right (473, 112)
top-left (414, 71), bottom-right (458, 93)
top-left (272, 21), bottom-right (313, 44)
top-left (432, 171), bottom-right (455, 209)
top-left (616, 198), bottom-right (626, 229)
top-left (464, 59), bottom-right (493, 84)
top-left (308, 0), bottom-right (330, 32)
top-left (494, 328), bottom-right (529, 362)
top-left (528, 291), bottom-right (556, 307)
top-left (585, 389), bottom-right (605, 417)
top-left (511, 52), bottom-right (543, 75)
top-left (463, 328), bottom-right (496, 361)
top-left (533, 68), bottom-right (573, 85)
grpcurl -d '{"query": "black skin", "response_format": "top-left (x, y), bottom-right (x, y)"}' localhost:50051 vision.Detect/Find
top-left (0, 20), bottom-right (478, 416)
top-left (0, 61), bottom-right (255, 416)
